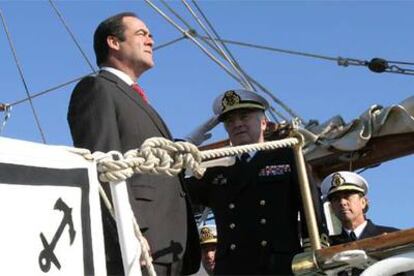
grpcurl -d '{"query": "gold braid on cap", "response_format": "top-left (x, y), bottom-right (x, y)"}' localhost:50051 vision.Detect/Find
top-left (331, 173), bottom-right (345, 187)
top-left (221, 91), bottom-right (240, 111)
top-left (200, 227), bottom-right (215, 242)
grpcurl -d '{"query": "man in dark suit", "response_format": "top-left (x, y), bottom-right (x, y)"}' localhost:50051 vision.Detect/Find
top-left (186, 89), bottom-right (310, 275)
top-left (321, 171), bottom-right (398, 275)
top-left (67, 12), bottom-right (200, 275)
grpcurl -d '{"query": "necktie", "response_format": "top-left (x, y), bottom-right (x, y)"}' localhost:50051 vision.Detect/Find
top-left (349, 231), bottom-right (357, 241)
top-left (131, 83), bottom-right (149, 103)
top-left (239, 153), bottom-right (250, 163)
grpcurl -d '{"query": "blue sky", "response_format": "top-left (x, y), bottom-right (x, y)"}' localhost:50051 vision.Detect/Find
top-left (0, 1), bottom-right (413, 229)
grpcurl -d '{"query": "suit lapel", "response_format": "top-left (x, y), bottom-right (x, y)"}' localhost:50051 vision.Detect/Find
top-left (339, 229), bottom-right (352, 243)
top-left (99, 71), bottom-right (171, 138)
top-left (359, 220), bottom-right (375, 239)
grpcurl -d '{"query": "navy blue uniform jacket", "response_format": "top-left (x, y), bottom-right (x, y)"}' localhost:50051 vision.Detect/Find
top-left (187, 148), bottom-right (306, 275)
top-left (330, 219), bottom-right (399, 276)
top-left (330, 219), bottom-right (398, 245)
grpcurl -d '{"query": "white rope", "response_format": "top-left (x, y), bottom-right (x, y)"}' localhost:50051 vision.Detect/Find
top-left (90, 137), bottom-right (299, 182)
top-left (70, 136), bottom-right (300, 275)
top-left (200, 137), bottom-right (299, 160)
top-left (67, 147), bottom-right (156, 275)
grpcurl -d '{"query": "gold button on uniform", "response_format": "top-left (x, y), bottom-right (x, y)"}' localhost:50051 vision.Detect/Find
top-left (260, 218), bottom-right (266, 224)
top-left (230, 244), bottom-right (236, 250)
top-left (261, 240), bottom-right (267, 247)
top-left (229, 203), bottom-right (235, 209)
top-left (229, 223), bottom-right (236, 229)
top-left (259, 200), bottom-right (266, 206)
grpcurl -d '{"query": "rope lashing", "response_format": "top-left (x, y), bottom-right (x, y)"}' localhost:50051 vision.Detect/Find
top-left (94, 136), bottom-right (300, 183)
top-left (67, 135), bottom-right (301, 276)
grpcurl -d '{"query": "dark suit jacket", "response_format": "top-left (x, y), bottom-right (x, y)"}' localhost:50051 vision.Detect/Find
top-left (186, 149), bottom-right (307, 275)
top-left (330, 219), bottom-right (399, 245)
top-left (68, 70), bottom-right (200, 275)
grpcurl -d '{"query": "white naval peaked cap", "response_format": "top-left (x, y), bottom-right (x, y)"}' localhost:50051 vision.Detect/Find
top-left (213, 89), bottom-right (269, 121)
top-left (321, 171), bottom-right (369, 201)
top-left (199, 224), bottom-right (217, 245)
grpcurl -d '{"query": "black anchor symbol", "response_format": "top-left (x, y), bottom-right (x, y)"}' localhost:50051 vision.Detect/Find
top-left (38, 198), bottom-right (76, 272)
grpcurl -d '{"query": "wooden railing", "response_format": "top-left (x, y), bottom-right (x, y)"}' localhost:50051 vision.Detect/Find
top-left (199, 123), bottom-right (414, 179)
top-left (293, 228), bottom-right (414, 274)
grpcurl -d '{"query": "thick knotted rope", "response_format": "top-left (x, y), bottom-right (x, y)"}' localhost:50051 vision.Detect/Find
top-left (93, 136), bottom-right (300, 182)
top-left (68, 135), bottom-right (301, 276)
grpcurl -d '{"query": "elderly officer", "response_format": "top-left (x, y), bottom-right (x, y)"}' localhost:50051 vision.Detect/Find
top-left (321, 171), bottom-right (398, 245)
top-left (199, 225), bottom-right (217, 275)
top-left (186, 89), bottom-right (308, 275)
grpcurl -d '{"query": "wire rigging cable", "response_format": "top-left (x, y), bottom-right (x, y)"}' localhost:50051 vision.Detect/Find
top-left (191, 0), bottom-right (254, 90)
top-left (169, 0), bottom-right (305, 122)
top-left (159, 0), bottom-right (193, 30)
top-left (48, 0), bottom-right (97, 73)
top-left (147, 0), bottom-right (292, 122)
top-left (182, 0), bottom-right (253, 90)
top-left (11, 74), bottom-right (94, 107)
top-left (144, 0), bottom-right (248, 88)
top-left (0, 8), bottom-right (47, 143)
top-left (200, 36), bottom-right (414, 76)
top-left (2, 1), bottom-right (414, 136)
top-left (153, 35), bottom-right (186, 51)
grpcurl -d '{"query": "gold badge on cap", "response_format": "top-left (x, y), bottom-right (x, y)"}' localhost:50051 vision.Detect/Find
top-left (331, 172), bottom-right (345, 187)
top-left (221, 90), bottom-right (240, 111)
top-left (200, 227), bottom-right (215, 242)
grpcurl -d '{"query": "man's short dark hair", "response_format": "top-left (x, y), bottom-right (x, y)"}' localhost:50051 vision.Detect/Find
top-left (93, 12), bottom-right (138, 66)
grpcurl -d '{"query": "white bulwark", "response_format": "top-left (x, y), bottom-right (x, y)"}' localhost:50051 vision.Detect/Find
top-left (0, 137), bottom-right (106, 276)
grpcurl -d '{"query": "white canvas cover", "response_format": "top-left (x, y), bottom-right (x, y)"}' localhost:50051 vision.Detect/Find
top-left (0, 137), bottom-right (106, 276)
top-left (304, 96), bottom-right (414, 160)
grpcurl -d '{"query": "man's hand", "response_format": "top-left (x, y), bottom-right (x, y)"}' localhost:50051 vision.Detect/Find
top-left (185, 115), bottom-right (219, 146)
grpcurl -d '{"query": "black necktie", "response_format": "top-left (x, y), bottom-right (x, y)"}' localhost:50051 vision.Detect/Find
top-left (349, 231), bottom-right (357, 241)
top-left (240, 153), bottom-right (250, 163)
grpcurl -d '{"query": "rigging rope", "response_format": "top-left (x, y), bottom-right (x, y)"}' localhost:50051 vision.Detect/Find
top-left (4, 1), bottom-right (413, 144)
top-left (196, 36), bottom-right (298, 123)
top-left (178, 0), bottom-right (303, 122)
top-left (200, 36), bottom-right (414, 76)
top-left (48, 0), bottom-right (97, 73)
top-left (159, 0), bottom-right (193, 30)
top-left (153, 35), bottom-right (186, 51)
top-left (191, 0), bottom-right (257, 91)
top-left (144, 0), bottom-right (248, 87)
top-left (182, 0), bottom-right (253, 90)
top-left (11, 74), bottom-right (93, 107)
top-left (0, 8), bottom-right (47, 143)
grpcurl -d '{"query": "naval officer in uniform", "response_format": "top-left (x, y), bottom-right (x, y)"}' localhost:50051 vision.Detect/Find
top-left (186, 89), bottom-right (309, 275)
top-left (199, 225), bottom-right (217, 275)
top-left (321, 171), bottom-right (398, 245)
top-left (321, 171), bottom-right (399, 275)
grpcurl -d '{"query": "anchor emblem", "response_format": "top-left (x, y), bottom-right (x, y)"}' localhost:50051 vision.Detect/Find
top-left (38, 197), bottom-right (76, 272)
